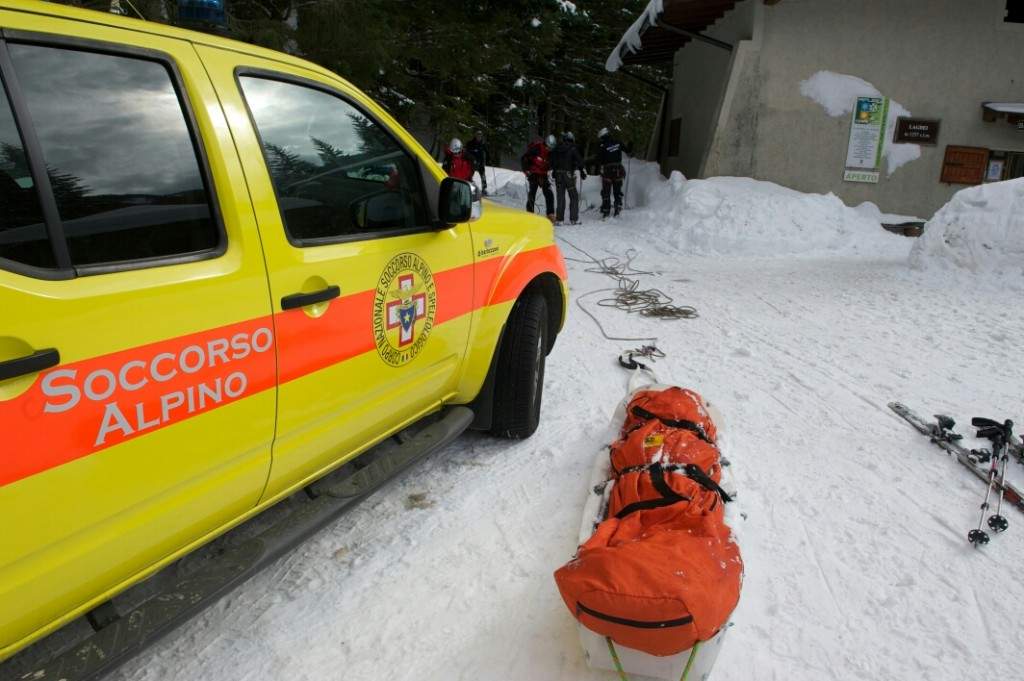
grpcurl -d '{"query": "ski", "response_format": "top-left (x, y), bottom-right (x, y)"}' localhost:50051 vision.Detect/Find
top-left (888, 402), bottom-right (1024, 515)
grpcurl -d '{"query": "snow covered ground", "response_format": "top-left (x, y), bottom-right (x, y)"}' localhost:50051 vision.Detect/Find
top-left (108, 169), bottom-right (1023, 681)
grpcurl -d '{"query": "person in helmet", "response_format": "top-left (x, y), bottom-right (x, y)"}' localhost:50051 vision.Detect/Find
top-left (520, 135), bottom-right (555, 221)
top-left (466, 130), bottom-right (489, 195)
top-left (548, 131), bottom-right (586, 225)
top-left (591, 127), bottom-right (625, 218)
top-left (442, 137), bottom-right (474, 182)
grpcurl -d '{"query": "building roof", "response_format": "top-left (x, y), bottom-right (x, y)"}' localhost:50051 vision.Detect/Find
top-left (606, 0), bottom-right (755, 72)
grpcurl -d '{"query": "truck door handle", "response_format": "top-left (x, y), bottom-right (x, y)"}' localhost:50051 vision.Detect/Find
top-left (0, 348), bottom-right (60, 381)
top-left (280, 285), bottom-right (341, 311)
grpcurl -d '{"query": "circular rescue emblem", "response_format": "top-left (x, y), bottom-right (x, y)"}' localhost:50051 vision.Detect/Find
top-left (372, 252), bottom-right (437, 367)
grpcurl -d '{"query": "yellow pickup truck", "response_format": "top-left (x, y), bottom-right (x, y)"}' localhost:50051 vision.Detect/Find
top-left (0, 2), bottom-right (567, 676)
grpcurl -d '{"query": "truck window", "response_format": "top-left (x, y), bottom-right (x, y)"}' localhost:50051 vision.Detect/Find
top-left (0, 76), bottom-right (51, 269)
top-left (239, 75), bottom-right (429, 244)
top-left (6, 44), bottom-right (219, 267)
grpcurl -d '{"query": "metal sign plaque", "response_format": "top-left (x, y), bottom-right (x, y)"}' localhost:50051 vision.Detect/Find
top-left (893, 118), bottom-right (941, 145)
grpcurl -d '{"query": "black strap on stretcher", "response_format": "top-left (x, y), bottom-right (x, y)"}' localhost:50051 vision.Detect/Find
top-left (613, 462), bottom-right (732, 520)
top-left (629, 405), bottom-right (714, 445)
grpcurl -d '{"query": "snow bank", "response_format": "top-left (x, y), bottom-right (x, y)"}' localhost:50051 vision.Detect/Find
top-left (629, 172), bottom-right (906, 258)
top-left (490, 160), bottom-right (906, 258)
top-left (909, 178), bottom-right (1024, 279)
top-left (854, 201), bottom-right (924, 225)
top-left (487, 166), bottom-right (529, 202)
top-left (799, 71), bottom-right (921, 176)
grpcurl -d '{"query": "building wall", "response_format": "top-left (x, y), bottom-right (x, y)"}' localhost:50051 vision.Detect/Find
top-left (662, 0), bottom-right (757, 178)
top-left (707, 0), bottom-right (1024, 217)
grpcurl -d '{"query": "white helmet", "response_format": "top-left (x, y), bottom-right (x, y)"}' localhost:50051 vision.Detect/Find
top-left (598, 127), bottom-right (610, 139)
top-left (545, 134), bottom-right (556, 147)
top-left (563, 131), bottom-right (575, 142)
top-left (449, 137), bottom-right (463, 153)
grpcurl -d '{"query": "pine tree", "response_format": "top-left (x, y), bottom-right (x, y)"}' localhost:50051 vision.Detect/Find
top-left (50, 0), bottom-right (669, 166)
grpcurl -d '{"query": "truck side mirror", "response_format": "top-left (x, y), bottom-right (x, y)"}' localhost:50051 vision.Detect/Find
top-left (470, 182), bottom-right (483, 221)
top-left (437, 177), bottom-right (472, 227)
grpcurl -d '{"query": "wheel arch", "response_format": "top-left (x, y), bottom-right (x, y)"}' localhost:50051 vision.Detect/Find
top-left (523, 271), bottom-right (565, 354)
top-left (467, 273), bottom-right (564, 430)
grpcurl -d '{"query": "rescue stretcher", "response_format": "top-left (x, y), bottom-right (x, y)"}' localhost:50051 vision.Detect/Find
top-left (557, 373), bottom-right (741, 681)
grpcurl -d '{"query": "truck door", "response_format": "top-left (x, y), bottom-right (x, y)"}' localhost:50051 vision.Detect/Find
top-left (0, 25), bottom-right (274, 653)
top-left (196, 47), bottom-right (474, 499)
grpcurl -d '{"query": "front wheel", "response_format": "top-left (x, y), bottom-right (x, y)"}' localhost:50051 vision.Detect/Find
top-left (490, 293), bottom-right (548, 439)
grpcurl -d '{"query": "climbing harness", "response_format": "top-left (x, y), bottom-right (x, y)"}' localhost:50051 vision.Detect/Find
top-left (618, 345), bottom-right (665, 371)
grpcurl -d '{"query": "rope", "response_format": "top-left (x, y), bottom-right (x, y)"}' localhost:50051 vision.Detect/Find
top-left (605, 637), bottom-right (703, 681)
top-left (680, 641), bottom-right (702, 680)
top-left (558, 236), bottom-right (697, 345)
top-left (605, 637), bottom-right (631, 681)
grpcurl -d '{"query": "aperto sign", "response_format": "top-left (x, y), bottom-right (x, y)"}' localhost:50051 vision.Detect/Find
top-left (843, 169), bottom-right (880, 184)
top-left (844, 96), bottom-right (888, 182)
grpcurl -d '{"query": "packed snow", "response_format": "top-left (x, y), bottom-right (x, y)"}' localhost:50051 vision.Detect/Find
top-left (489, 163), bottom-right (906, 257)
top-left (104, 165), bottom-right (1024, 681)
top-left (853, 200), bottom-right (924, 226)
top-left (800, 70), bottom-right (921, 176)
top-left (910, 177), bottom-right (1024, 282)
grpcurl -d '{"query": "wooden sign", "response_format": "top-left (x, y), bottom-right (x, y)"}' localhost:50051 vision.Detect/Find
top-left (940, 145), bottom-right (989, 185)
top-left (893, 117), bottom-right (940, 145)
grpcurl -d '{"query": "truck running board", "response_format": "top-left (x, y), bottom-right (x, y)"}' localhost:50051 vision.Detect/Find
top-left (3, 406), bottom-right (474, 681)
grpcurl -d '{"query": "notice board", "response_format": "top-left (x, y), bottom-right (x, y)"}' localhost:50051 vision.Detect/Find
top-left (844, 96), bottom-right (889, 183)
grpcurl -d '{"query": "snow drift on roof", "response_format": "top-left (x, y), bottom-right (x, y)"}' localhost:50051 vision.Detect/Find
top-left (984, 102), bottom-right (1024, 114)
top-left (910, 178), bottom-right (1024, 278)
top-left (606, 0), bottom-right (664, 72)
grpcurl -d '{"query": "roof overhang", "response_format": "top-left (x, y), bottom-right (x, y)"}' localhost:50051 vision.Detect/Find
top-left (983, 102), bottom-right (1024, 129)
top-left (606, 0), bottom-right (750, 72)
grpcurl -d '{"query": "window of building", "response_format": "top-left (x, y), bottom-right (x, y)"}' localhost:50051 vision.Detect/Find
top-left (7, 44), bottom-right (219, 268)
top-left (239, 76), bottom-right (429, 244)
top-left (986, 150), bottom-right (1024, 181)
top-left (1006, 0), bottom-right (1024, 23)
top-left (0, 76), bottom-right (51, 269)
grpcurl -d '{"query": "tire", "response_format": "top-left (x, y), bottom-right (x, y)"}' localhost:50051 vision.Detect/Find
top-left (490, 293), bottom-right (548, 439)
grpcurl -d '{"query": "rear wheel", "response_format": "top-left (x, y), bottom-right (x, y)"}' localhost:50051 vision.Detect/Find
top-left (490, 293), bottom-right (548, 439)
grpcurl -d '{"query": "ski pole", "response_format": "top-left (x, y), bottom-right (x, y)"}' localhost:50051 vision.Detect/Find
top-left (989, 428), bottom-right (1012, 533)
top-left (969, 457), bottom-right (998, 546)
top-left (624, 156), bottom-right (631, 209)
top-left (579, 171), bottom-right (583, 214)
top-left (968, 418), bottom-right (1013, 544)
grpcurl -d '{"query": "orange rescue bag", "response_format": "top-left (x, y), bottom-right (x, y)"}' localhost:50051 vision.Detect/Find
top-left (609, 419), bottom-right (722, 480)
top-left (621, 387), bottom-right (717, 443)
top-left (554, 502), bottom-right (742, 657)
top-left (606, 463), bottom-right (726, 520)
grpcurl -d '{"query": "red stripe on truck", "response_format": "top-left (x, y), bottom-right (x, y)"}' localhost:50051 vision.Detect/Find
top-left (0, 246), bottom-right (565, 487)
